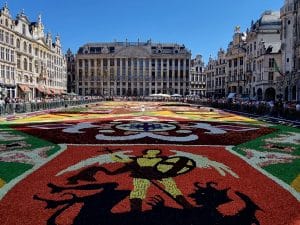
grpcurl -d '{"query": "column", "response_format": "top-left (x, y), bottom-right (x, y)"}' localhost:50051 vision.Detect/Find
top-left (143, 59), bottom-right (146, 96)
top-left (76, 60), bottom-right (80, 94)
top-left (155, 58), bottom-right (158, 94)
top-left (125, 58), bottom-right (129, 95)
top-left (183, 58), bottom-right (187, 96)
top-left (114, 58), bottom-right (117, 96)
top-left (149, 59), bottom-right (152, 94)
top-left (167, 58), bottom-right (170, 94)
top-left (100, 58), bottom-right (104, 95)
top-left (120, 58), bottom-right (123, 96)
top-left (172, 58), bottom-right (175, 94)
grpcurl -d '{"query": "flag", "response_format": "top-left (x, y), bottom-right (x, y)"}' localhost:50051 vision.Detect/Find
top-left (274, 60), bottom-right (284, 76)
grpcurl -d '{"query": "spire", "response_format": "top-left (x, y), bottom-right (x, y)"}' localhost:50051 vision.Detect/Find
top-left (38, 14), bottom-right (42, 24)
top-left (55, 34), bottom-right (61, 46)
top-left (1, 2), bottom-right (11, 16)
top-left (234, 26), bottom-right (241, 33)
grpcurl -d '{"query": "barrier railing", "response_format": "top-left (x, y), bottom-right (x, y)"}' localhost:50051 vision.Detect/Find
top-left (0, 97), bottom-right (103, 116)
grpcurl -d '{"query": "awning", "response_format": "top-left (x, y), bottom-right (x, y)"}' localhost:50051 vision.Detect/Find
top-left (45, 89), bottom-right (52, 95)
top-left (227, 93), bottom-right (236, 99)
top-left (18, 84), bottom-right (31, 93)
top-left (36, 86), bottom-right (45, 93)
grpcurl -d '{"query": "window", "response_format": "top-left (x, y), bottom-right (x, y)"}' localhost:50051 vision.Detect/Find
top-left (17, 54), bottom-right (21, 69)
top-left (23, 58), bottom-right (28, 70)
top-left (5, 32), bottom-right (9, 43)
top-left (240, 57), bottom-right (243, 65)
top-left (16, 39), bottom-right (20, 49)
top-left (10, 50), bottom-right (14, 62)
top-left (269, 58), bottom-right (275, 68)
top-left (29, 59), bottom-right (32, 72)
top-left (10, 34), bottom-right (14, 45)
top-left (268, 72), bottom-right (274, 81)
top-left (28, 44), bottom-right (32, 54)
top-left (0, 47), bottom-right (4, 59)
top-left (0, 30), bottom-right (3, 42)
top-left (234, 59), bottom-right (238, 67)
top-left (1, 65), bottom-right (4, 78)
top-left (5, 49), bottom-right (9, 61)
top-left (23, 42), bottom-right (27, 52)
top-left (22, 24), bottom-right (26, 35)
top-left (6, 66), bottom-right (10, 79)
top-left (10, 67), bottom-right (14, 80)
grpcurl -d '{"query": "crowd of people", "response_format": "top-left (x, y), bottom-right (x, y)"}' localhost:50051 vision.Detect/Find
top-left (1, 95), bottom-right (300, 121)
top-left (197, 98), bottom-right (300, 121)
top-left (0, 95), bottom-right (103, 116)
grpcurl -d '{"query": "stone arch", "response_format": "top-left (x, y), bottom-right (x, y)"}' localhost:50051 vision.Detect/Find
top-left (265, 87), bottom-right (276, 101)
top-left (232, 86), bottom-right (237, 93)
top-left (257, 88), bottom-right (263, 101)
top-left (238, 86), bottom-right (243, 94)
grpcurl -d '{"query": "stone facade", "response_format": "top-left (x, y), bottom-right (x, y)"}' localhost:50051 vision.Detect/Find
top-left (205, 56), bottom-right (216, 98)
top-left (71, 41), bottom-right (191, 97)
top-left (204, 49), bottom-right (226, 98)
top-left (204, 11), bottom-right (284, 101)
top-left (66, 49), bottom-right (76, 93)
top-left (190, 55), bottom-right (205, 96)
top-left (0, 4), bottom-right (67, 101)
top-left (281, 0), bottom-right (300, 101)
top-left (245, 11), bottom-right (282, 101)
top-left (225, 27), bottom-right (247, 96)
top-left (214, 49), bottom-right (226, 98)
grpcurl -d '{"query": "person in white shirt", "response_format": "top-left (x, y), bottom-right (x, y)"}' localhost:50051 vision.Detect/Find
top-left (296, 102), bottom-right (300, 112)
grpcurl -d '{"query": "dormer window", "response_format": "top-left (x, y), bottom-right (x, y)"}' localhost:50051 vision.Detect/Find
top-left (5, 19), bottom-right (8, 27)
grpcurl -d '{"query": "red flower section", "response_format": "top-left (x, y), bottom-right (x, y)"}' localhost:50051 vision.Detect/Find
top-left (0, 145), bottom-right (298, 225)
top-left (14, 121), bottom-right (275, 145)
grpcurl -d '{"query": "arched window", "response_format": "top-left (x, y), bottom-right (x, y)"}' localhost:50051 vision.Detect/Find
top-left (16, 39), bottom-right (20, 49)
top-left (28, 44), bottom-right (32, 54)
top-left (23, 58), bottom-right (28, 71)
top-left (23, 41), bottom-right (27, 52)
top-left (24, 75), bottom-right (29, 83)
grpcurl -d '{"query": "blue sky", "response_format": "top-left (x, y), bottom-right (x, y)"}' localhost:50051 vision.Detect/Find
top-left (4, 0), bottom-right (283, 62)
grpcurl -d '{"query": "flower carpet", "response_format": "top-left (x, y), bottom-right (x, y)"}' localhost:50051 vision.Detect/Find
top-left (0, 101), bottom-right (299, 225)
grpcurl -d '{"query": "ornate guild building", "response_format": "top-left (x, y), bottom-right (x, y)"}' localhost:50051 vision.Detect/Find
top-left (245, 11), bottom-right (282, 101)
top-left (71, 41), bottom-right (191, 97)
top-left (190, 55), bottom-right (205, 97)
top-left (281, 0), bottom-right (300, 101)
top-left (0, 4), bottom-right (67, 100)
top-left (225, 27), bottom-right (247, 96)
